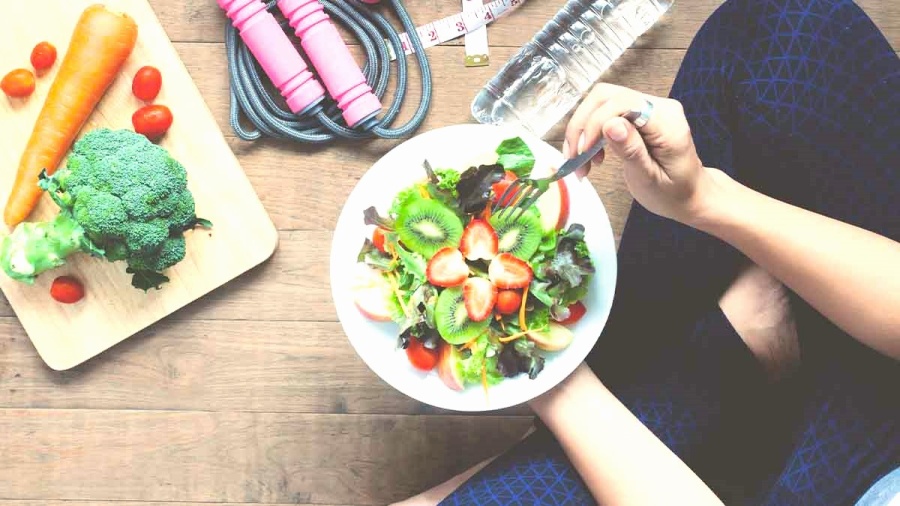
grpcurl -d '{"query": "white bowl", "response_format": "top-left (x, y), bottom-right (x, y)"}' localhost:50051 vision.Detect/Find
top-left (330, 124), bottom-right (617, 412)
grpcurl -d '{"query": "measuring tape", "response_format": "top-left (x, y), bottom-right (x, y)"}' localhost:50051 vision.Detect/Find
top-left (386, 0), bottom-right (527, 61)
top-left (463, 0), bottom-right (490, 67)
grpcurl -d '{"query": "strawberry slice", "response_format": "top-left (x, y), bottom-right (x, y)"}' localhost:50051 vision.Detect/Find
top-left (463, 277), bottom-right (498, 322)
top-left (460, 219), bottom-right (499, 261)
top-left (426, 248), bottom-right (469, 287)
top-left (488, 253), bottom-right (533, 289)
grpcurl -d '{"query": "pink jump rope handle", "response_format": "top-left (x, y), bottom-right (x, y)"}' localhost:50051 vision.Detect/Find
top-left (278, 0), bottom-right (383, 128)
top-left (218, 0), bottom-right (325, 115)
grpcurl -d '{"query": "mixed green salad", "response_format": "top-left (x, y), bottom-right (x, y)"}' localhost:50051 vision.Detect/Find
top-left (351, 137), bottom-right (595, 392)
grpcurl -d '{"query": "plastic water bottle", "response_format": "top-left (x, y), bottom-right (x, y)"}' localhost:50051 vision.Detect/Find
top-left (471, 0), bottom-right (673, 138)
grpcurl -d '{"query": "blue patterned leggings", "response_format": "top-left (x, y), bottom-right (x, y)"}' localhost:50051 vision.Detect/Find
top-left (441, 0), bottom-right (899, 504)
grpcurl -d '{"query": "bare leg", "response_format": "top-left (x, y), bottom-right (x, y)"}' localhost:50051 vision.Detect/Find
top-left (719, 263), bottom-right (800, 382)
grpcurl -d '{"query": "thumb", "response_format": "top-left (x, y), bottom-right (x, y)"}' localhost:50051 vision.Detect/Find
top-left (603, 117), bottom-right (653, 170)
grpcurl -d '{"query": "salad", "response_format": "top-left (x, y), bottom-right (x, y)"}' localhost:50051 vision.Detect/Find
top-left (351, 137), bottom-right (595, 393)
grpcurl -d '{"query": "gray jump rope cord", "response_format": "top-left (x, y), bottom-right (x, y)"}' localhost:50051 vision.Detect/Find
top-left (224, 0), bottom-right (433, 144)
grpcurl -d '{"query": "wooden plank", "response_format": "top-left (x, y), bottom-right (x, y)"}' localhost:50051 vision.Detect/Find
top-left (154, 0), bottom-right (899, 50)
top-left (0, 1), bottom-right (277, 371)
top-left (181, 43), bottom-right (685, 145)
top-left (0, 318), bottom-right (535, 416)
top-left (0, 409), bottom-right (533, 504)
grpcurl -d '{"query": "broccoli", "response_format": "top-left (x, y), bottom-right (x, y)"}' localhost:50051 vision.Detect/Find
top-left (0, 128), bottom-right (211, 291)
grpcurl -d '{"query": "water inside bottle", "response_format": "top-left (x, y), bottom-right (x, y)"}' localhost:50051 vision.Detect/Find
top-left (471, 0), bottom-right (672, 138)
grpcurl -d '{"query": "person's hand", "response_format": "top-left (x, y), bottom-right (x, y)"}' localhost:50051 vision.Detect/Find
top-left (563, 83), bottom-right (716, 223)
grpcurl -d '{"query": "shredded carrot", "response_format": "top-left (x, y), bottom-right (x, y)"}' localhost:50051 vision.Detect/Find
top-left (460, 339), bottom-right (478, 351)
top-left (499, 329), bottom-right (531, 343)
top-left (386, 243), bottom-right (399, 262)
top-left (418, 185), bottom-right (431, 199)
top-left (481, 200), bottom-right (492, 221)
top-left (518, 285), bottom-right (529, 331)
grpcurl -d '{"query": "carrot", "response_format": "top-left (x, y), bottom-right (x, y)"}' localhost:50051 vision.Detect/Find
top-left (4, 5), bottom-right (138, 227)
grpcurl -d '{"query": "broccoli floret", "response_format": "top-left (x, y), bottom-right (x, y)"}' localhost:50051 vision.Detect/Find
top-left (0, 128), bottom-right (211, 291)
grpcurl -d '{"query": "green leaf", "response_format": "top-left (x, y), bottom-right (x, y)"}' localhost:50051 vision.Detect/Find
top-left (456, 333), bottom-right (504, 386)
top-left (193, 218), bottom-right (213, 229)
top-left (434, 168), bottom-right (461, 198)
top-left (495, 137), bottom-right (535, 177)
top-left (394, 244), bottom-right (427, 284)
top-left (363, 206), bottom-right (396, 230)
top-left (127, 268), bottom-right (169, 291)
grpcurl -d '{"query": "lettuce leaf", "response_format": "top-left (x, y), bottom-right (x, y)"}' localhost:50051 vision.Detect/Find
top-left (456, 164), bottom-right (505, 215)
top-left (495, 137), bottom-right (535, 177)
top-left (530, 224), bottom-right (595, 310)
top-left (457, 333), bottom-right (504, 386)
top-left (497, 338), bottom-right (545, 379)
top-left (357, 238), bottom-right (397, 271)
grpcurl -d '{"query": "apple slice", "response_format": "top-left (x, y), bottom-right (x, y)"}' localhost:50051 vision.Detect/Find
top-left (437, 344), bottom-right (465, 391)
top-left (350, 263), bottom-right (394, 321)
top-left (531, 165), bottom-right (571, 232)
top-left (527, 321), bottom-right (575, 351)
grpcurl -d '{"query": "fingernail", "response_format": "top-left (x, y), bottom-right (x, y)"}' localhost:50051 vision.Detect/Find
top-left (562, 140), bottom-right (570, 158)
top-left (577, 132), bottom-right (586, 154)
top-left (607, 120), bottom-right (628, 142)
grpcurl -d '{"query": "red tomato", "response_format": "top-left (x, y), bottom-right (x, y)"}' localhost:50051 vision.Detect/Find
top-left (50, 276), bottom-right (85, 304)
top-left (406, 337), bottom-right (439, 371)
top-left (132, 66), bottom-right (162, 101)
top-left (132, 104), bottom-right (173, 141)
top-left (1, 69), bottom-right (36, 98)
top-left (372, 228), bottom-right (387, 253)
top-left (495, 289), bottom-right (522, 315)
top-left (30, 42), bottom-right (57, 71)
top-left (491, 171), bottom-right (519, 205)
top-left (557, 301), bottom-right (587, 325)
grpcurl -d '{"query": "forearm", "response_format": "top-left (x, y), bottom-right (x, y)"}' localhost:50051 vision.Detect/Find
top-left (530, 364), bottom-right (723, 506)
top-left (690, 168), bottom-right (900, 359)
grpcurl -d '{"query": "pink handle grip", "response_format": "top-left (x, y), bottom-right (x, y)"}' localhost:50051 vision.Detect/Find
top-left (278, 0), bottom-right (382, 127)
top-left (218, 0), bottom-right (325, 115)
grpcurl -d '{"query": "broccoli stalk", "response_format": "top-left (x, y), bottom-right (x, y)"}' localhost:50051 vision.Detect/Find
top-left (0, 128), bottom-right (211, 291)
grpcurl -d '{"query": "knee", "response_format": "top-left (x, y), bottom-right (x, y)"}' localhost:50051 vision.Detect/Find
top-left (703, 0), bottom-right (862, 43)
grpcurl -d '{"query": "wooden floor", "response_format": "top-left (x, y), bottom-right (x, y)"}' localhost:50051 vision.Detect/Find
top-left (1, 1), bottom-right (896, 504)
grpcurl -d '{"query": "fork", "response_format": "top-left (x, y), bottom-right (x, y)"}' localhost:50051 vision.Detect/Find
top-left (493, 110), bottom-right (644, 221)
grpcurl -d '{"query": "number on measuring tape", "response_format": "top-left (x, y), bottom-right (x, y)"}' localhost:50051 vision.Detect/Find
top-left (385, 0), bottom-right (526, 61)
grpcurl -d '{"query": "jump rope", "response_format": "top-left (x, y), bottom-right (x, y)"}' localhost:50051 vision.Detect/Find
top-left (220, 0), bottom-right (431, 144)
top-left (219, 0), bottom-right (522, 144)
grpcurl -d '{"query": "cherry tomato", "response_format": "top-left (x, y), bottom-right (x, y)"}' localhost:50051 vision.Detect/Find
top-left (406, 337), bottom-right (439, 371)
top-left (372, 228), bottom-right (387, 253)
top-left (1, 69), bottom-right (36, 98)
top-left (132, 66), bottom-right (162, 101)
top-left (495, 289), bottom-right (522, 315)
top-left (132, 104), bottom-right (173, 141)
top-left (491, 170), bottom-right (519, 205)
top-left (30, 42), bottom-right (57, 71)
top-left (556, 301), bottom-right (587, 325)
top-left (50, 276), bottom-right (85, 304)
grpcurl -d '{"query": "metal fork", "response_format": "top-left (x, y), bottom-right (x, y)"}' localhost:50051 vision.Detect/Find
top-left (493, 110), bottom-right (644, 222)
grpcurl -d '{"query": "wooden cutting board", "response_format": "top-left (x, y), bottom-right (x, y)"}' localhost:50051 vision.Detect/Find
top-left (0, 1), bottom-right (278, 370)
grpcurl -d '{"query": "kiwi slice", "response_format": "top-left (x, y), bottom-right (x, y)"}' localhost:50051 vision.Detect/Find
top-left (396, 199), bottom-right (464, 257)
top-left (435, 286), bottom-right (490, 345)
top-left (489, 209), bottom-right (542, 260)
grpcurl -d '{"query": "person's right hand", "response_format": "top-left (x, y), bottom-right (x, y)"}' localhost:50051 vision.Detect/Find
top-left (563, 83), bottom-right (718, 224)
